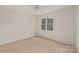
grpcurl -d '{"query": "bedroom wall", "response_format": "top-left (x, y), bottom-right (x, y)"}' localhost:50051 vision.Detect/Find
top-left (0, 6), bottom-right (36, 45)
top-left (77, 6), bottom-right (79, 52)
top-left (37, 6), bottom-right (76, 46)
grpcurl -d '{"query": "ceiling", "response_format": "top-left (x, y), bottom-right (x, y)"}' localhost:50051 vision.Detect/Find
top-left (32, 5), bottom-right (73, 15)
top-left (0, 5), bottom-right (73, 15)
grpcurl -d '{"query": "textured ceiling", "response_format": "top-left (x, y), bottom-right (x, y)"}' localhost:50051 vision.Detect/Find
top-left (33, 5), bottom-right (73, 15)
top-left (0, 5), bottom-right (73, 15)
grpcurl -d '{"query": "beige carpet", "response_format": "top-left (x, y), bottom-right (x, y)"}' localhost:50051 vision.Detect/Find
top-left (0, 37), bottom-right (77, 53)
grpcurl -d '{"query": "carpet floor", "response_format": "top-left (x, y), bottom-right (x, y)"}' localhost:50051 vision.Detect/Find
top-left (0, 37), bottom-right (77, 53)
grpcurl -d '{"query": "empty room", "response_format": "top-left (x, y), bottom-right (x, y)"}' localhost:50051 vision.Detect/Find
top-left (0, 5), bottom-right (79, 53)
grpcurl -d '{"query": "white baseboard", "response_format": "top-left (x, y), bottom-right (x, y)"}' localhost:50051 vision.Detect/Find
top-left (37, 35), bottom-right (74, 46)
top-left (0, 34), bottom-right (35, 45)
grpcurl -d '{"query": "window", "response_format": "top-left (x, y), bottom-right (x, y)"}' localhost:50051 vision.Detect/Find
top-left (41, 18), bottom-right (53, 31)
top-left (41, 19), bottom-right (46, 30)
top-left (47, 18), bottom-right (53, 31)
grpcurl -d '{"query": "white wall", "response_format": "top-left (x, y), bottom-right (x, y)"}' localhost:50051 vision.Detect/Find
top-left (37, 6), bottom-right (76, 46)
top-left (0, 6), bottom-right (36, 45)
top-left (77, 6), bottom-right (79, 52)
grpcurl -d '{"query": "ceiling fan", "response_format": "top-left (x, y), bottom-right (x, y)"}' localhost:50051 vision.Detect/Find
top-left (31, 5), bottom-right (40, 10)
top-left (34, 5), bottom-right (39, 9)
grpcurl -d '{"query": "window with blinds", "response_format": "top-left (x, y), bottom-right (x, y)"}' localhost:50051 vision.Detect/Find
top-left (41, 18), bottom-right (53, 31)
top-left (47, 18), bottom-right (53, 31)
top-left (41, 18), bottom-right (46, 30)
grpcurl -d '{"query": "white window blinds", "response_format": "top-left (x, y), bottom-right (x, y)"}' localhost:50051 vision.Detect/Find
top-left (41, 18), bottom-right (53, 31)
